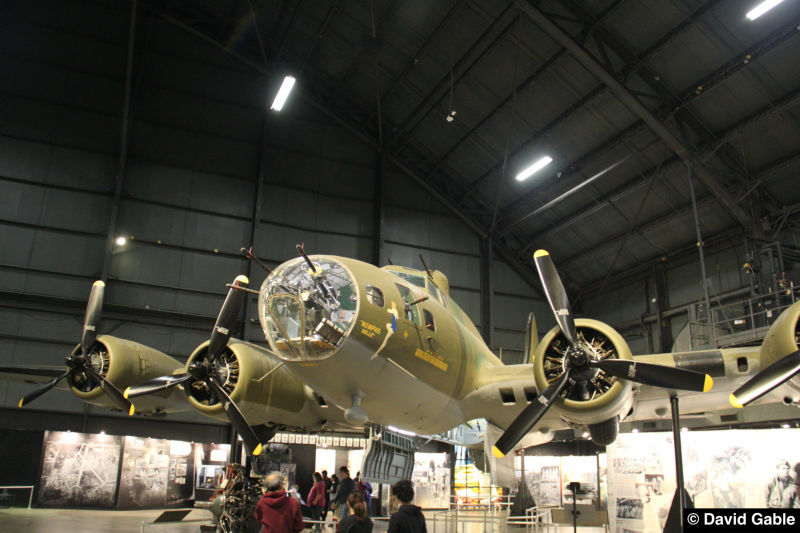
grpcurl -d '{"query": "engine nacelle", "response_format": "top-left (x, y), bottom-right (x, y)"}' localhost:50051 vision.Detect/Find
top-left (184, 339), bottom-right (323, 429)
top-left (70, 335), bottom-right (184, 414)
top-left (533, 318), bottom-right (633, 427)
top-left (759, 300), bottom-right (800, 399)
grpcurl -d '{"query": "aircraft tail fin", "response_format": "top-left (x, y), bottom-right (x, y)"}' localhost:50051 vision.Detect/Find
top-left (522, 312), bottom-right (538, 365)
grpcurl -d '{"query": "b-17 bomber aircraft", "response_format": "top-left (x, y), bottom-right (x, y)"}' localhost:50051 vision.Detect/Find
top-left (4, 247), bottom-right (800, 471)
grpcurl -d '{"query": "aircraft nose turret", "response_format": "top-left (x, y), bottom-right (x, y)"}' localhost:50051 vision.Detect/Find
top-left (258, 256), bottom-right (358, 362)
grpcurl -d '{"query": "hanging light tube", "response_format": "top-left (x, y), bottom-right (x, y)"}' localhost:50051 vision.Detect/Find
top-left (515, 156), bottom-right (553, 182)
top-left (746, 0), bottom-right (785, 20)
top-left (270, 76), bottom-right (296, 111)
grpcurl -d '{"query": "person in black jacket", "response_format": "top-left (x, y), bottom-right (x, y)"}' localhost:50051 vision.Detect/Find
top-left (338, 490), bottom-right (373, 533)
top-left (333, 466), bottom-right (355, 521)
top-left (388, 479), bottom-right (427, 533)
top-left (322, 470), bottom-right (333, 520)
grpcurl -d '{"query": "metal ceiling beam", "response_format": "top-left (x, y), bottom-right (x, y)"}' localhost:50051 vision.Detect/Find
top-left (501, 4), bottom-right (798, 234)
top-left (364, 0), bottom-right (468, 124)
top-left (558, 144), bottom-right (800, 271)
top-left (396, 4), bottom-right (516, 138)
top-left (457, 0), bottom-right (721, 205)
top-left (101, 0), bottom-right (138, 283)
top-left (326, 2), bottom-right (397, 105)
top-left (516, 0), bottom-right (763, 239)
top-left (150, 4), bottom-right (544, 294)
top-left (517, 85), bottom-right (800, 253)
top-left (577, 225), bottom-right (745, 298)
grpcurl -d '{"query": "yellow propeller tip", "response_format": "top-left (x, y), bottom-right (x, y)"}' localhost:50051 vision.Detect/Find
top-left (533, 250), bottom-right (549, 258)
top-left (729, 393), bottom-right (743, 408)
top-left (253, 443), bottom-right (263, 456)
top-left (703, 375), bottom-right (713, 392)
top-left (234, 275), bottom-right (249, 285)
top-left (93, 280), bottom-right (105, 287)
top-left (491, 446), bottom-right (505, 458)
top-left (128, 404), bottom-right (135, 416)
top-left (18, 399), bottom-right (24, 408)
top-left (123, 387), bottom-right (130, 399)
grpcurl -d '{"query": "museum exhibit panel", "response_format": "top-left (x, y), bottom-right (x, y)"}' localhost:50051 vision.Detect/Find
top-left (2, 0), bottom-right (800, 532)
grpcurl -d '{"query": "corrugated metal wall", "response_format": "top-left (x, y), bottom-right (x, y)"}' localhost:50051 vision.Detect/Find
top-left (1, 1), bottom-right (780, 436)
top-left (0, 1), bottom-right (541, 431)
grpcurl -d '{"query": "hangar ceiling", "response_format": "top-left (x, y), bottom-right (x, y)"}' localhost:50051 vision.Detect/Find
top-left (149, 0), bottom-right (800, 290)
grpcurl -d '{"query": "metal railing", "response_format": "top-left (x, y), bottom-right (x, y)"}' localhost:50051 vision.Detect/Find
top-left (687, 286), bottom-right (800, 349)
top-left (0, 485), bottom-right (34, 508)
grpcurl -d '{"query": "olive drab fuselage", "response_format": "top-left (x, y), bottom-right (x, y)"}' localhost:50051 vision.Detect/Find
top-left (258, 255), bottom-right (506, 434)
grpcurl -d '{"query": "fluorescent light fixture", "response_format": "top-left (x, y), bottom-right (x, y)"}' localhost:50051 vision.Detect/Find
top-left (115, 236), bottom-right (127, 246)
top-left (746, 0), bottom-right (785, 20)
top-left (270, 76), bottom-right (296, 111)
top-left (515, 156), bottom-right (553, 182)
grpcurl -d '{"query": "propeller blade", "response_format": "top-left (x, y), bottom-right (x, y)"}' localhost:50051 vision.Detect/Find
top-left (492, 369), bottom-right (572, 457)
top-left (81, 280), bottom-right (105, 355)
top-left (730, 349), bottom-right (800, 408)
top-left (208, 275), bottom-right (249, 359)
top-left (589, 359), bottom-right (713, 392)
top-left (208, 374), bottom-right (262, 456)
top-left (18, 369), bottom-right (72, 407)
top-left (533, 250), bottom-right (578, 347)
top-left (124, 374), bottom-right (193, 399)
top-left (84, 367), bottom-right (135, 416)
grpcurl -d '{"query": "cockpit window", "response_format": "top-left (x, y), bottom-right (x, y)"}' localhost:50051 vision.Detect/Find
top-left (259, 258), bottom-right (357, 361)
top-left (424, 309), bottom-right (435, 332)
top-left (365, 285), bottom-right (384, 307)
top-left (395, 271), bottom-right (426, 288)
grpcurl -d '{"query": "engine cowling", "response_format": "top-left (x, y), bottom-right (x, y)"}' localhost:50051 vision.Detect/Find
top-left (69, 334), bottom-right (184, 413)
top-left (758, 300), bottom-right (800, 400)
top-left (184, 339), bottom-right (323, 429)
top-left (533, 318), bottom-right (633, 427)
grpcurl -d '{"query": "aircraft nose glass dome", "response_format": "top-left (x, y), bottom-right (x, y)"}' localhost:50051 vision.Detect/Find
top-left (258, 257), bottom-right (357, 361)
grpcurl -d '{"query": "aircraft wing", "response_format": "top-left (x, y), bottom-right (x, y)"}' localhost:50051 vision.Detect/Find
top-left (627, 346), bottom-right (765, 421)
top-left (0, 366), bottom-right (72, 390)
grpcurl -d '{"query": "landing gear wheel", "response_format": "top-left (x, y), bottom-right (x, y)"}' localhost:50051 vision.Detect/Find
top-left (587, 416), bottom-right (618, 446)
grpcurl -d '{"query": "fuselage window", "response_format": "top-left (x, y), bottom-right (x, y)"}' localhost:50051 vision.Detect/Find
top-left (394, 283), bottom-right (420, 325)
top-left (426, 280), bottom-right (448, 309)
top-left (424, 309), bottom-right (435, 332)
top-left (365, 285), bottom-right (384, 307)
top-left (395, 271), bottom-right (426, 288)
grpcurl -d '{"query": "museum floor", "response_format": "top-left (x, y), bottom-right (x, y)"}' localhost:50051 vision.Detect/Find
top-left (0, 508), bottom-right (394, 533)
top-left (0, 507), bottom-right (610, 532)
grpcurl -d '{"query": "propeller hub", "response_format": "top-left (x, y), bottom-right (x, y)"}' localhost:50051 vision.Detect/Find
top-left (566, 345), bottom-right (589, 367)
top-left (188, 361), bottom-right (211, 380)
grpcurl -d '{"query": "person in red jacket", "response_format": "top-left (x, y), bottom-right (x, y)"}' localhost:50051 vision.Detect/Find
top-left (307, 472), bottom-right (326, 531)
top-left (253, 471), bottom-right (305, 533)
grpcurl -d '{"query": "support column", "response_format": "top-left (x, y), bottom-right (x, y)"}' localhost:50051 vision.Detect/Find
top-left (654, 262), bottom-right (672, 352)
top-left (480, 236), bottom-right (493, 349)
top-left (685, 161), bottom-right (716, 346)
top-left (372, 151), bottom-right (385, 266)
